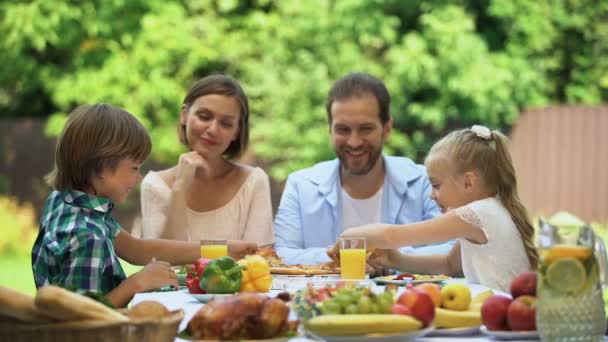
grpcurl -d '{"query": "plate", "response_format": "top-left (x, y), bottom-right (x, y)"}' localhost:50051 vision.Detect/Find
top-left (306, 327), bottom-right (433, 342)
top-left (372, 277), bottom-right (412, 286)
top-left (480, 326), bottom-right (539, 340)
top-left (411, 278), bottom-right (448, 285)
top-left (426, 326), bottom-right (480, 337)
top-left (182, 289), bottom-right (233, 303)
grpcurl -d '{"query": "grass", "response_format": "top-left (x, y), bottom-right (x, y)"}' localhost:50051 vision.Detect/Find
top-left (0, 255), bottom-right (143, 296)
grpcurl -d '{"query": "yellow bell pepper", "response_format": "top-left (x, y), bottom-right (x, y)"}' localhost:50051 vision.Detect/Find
top-left (237, 255), bottom-right (273, 292)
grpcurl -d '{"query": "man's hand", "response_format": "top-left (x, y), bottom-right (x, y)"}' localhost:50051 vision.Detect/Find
top-left (326, 243), bottom-right (340, 262)
top-left (228, 240), bottom-right (258, 260)
top-left (367, 249), bottom-right (401, 270)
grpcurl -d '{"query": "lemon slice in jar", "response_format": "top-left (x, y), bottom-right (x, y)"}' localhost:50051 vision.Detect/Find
top-left (545, 257), bottom-right (587, 293)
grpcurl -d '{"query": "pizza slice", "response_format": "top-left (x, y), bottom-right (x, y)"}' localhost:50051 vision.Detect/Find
top-left (255, 246), bottom-right (340, 275)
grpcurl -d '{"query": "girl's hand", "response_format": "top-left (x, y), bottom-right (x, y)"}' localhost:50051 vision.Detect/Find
top-left (227, 240), bottom-right (258, 260)
top-left (340, 224), bottom-right (392, 249)
top-left (175, 151), bottom-right (210, 188)
top-left (131, 258), bottom-right (179, 292)
top-left (367, 249), bottom-right (401, 270)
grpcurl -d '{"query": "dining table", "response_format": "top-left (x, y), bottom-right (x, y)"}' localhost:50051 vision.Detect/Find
top-left (130, 276), bottom-right (605, 342)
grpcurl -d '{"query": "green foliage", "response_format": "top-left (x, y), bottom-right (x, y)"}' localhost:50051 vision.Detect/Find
top-left (0, 196), bottom-right (38, 256)
top-left (0, 0), bottom-right (606, 178)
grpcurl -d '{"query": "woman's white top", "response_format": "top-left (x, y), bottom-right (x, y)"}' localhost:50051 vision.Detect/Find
top-left (140, 167), bottom-right (274, 246)
top-left (453, 197), bottom-right (531, 293)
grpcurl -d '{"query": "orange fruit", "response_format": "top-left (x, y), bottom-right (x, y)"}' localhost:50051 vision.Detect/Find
top-left (416, 283), bottom-right (442, 307)
top-left (543, 245), bottom-right (592, 264)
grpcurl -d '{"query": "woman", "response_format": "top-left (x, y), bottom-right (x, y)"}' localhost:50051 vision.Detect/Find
top-left (141, 74), bottom-right (274, 249)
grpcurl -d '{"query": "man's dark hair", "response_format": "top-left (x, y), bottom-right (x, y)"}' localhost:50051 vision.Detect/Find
top-left (325, 72), bottom-right (390, 125)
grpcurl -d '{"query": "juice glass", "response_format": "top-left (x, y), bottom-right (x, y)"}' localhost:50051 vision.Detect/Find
top-left (537, 219), bottom-right (608, 341)
top-left (200, 239), bottom-right (228, 259)
top-left (340, 237), bottom-right (366, 280)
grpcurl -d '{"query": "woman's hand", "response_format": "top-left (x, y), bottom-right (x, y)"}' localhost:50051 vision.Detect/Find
top-left (174, 151), bottom-right (210, 188)
top-left (130, 258), bottom-right (179, 292)
top-left (227, 240), bottom-right (258, 260)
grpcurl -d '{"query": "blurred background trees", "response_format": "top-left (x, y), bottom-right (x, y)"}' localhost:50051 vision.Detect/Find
top-left (1, 0), bottom-right (606, 179)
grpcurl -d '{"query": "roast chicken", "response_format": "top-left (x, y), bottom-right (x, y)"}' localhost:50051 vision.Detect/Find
top-left (187, 293), bottom-right (290, 340)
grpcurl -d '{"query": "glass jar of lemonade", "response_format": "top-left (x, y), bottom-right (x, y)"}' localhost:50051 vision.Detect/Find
top-left (537, 219), bottom-right (608, 341)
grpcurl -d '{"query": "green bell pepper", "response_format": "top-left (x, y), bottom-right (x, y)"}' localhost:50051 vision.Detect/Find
top-left (199, 256), bottom-right (246, 294)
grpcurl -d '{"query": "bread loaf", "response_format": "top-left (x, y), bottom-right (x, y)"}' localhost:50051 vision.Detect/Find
top-left (35, 285), bottom-right (128, 322)
top-left (0, 286), bottom-right (54, 323)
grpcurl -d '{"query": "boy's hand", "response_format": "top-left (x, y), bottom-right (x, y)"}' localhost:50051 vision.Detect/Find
top-left (132, 258), bottom-right (179, 292)
top-left (227, 240), bottom-right (257, 260)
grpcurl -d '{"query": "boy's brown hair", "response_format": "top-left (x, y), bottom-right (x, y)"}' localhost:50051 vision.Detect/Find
top-left (46, 103), bottom-right (151, 191)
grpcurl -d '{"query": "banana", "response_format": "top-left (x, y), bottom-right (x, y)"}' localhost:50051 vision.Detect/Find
top-left (471, 290), bottom-right (493, 306)
top-left (434, 307), bottom-right (481, 328)
top-left (305, 314), bottom-right (422, 336)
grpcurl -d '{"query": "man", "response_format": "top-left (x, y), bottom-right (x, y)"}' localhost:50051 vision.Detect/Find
top-left (274, 72), bottom-right (453, 265)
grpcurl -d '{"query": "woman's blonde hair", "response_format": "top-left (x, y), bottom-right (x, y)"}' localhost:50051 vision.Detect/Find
top-left (46, 103), bottom-right (151, 191)
top-left (425, 127), bottom-right (538, 269)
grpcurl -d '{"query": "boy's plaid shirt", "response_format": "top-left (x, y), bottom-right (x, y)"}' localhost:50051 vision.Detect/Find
top-left (31, 190), bottom-right (127, 294)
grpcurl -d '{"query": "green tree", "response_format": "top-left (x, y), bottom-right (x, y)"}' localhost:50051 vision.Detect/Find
top-left (0, 0), bottom-right (606, 180)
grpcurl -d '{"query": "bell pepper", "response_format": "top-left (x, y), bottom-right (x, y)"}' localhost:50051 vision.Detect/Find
top-left (186, 258), bottom-right (210, 294)
top-left (200, 256), bottom-right (246, 294)
top-left (238, 254), bottom-right (272, 292)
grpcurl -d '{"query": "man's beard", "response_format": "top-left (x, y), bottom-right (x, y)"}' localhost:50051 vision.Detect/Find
top-left (337, 145), bottom-right (383, 176)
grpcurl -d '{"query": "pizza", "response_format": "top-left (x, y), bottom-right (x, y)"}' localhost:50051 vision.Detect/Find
top-left (256, 246), bottom-right (340, 276)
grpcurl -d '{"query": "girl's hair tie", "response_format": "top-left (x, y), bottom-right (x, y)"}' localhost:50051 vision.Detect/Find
top-left (471, 125), bottom-right (492, 140)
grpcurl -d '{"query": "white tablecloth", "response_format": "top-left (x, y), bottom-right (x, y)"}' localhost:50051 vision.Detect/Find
top-left (130, 278), bottom-right (605, 341)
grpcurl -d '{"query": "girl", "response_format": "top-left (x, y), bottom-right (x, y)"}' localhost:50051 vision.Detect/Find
top-left (333, 125), bottom-right (537, 292)
top-left (32, 104), bottom-right (256, 308)
top-left (140, 75), bottom-right (274, 247)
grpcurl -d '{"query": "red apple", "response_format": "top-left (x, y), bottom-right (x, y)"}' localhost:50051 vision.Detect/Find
top-left (391, 303), bottom-right (413, 316)
top-left (397, 287), bottom-right (435, 327)
top-left (510, 272), bottom-right (537, 299)
top-left (507, 295), bottom-right (536, 331)
top-left (481, 295), bottom-right (512, 331)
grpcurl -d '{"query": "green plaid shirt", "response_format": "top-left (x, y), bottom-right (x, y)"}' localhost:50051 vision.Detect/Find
top-left (31, 190), bottom-right (126, 294)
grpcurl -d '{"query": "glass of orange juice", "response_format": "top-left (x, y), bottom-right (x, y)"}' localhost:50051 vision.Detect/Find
top-left (339, 237), bottom-right (367, 280)
top-left (200, 239), bottom-right (228, 259)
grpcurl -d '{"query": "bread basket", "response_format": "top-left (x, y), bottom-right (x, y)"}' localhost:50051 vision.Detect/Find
top-left (0, 309), bottom-right (184, 342)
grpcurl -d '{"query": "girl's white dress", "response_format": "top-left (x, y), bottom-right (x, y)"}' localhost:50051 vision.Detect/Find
top-left (140, 167), bottom-right (275, 246)
top-left (453, 197), bottom-right (531, 293)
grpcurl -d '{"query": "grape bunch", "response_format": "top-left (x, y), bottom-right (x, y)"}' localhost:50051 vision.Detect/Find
top-left (318, 287), bottom-right (395, 315)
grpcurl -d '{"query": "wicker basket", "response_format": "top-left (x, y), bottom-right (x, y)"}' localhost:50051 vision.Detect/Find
top-left (0, 310), bottom-right (184, 342)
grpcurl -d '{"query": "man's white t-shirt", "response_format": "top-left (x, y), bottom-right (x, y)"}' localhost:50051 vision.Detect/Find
top-left (341, 187), bottom-right (383, 231)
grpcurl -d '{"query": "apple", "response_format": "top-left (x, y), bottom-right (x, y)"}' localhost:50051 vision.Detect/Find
top-left (510, 272), bottom-right (537, 299)
top-left (440, 283), bottom-right (471, 311)
top-left (507, 295), bottom-right (536, 331)
top-left (416, 283), bottom-right (442, 307)
top-left (481, 295), bottom-right (512, 331)
top-left (397, 287), bottom-right (435, 327)
top-left (391, 303), bottom-right (413, 316)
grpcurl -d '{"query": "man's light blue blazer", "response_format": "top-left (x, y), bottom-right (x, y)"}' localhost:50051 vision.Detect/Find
top-left (274, 154), bottom-right (455, 265)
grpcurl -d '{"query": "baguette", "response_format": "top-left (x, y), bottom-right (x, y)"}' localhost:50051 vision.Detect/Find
top-left (35, 285), bottom-right (128, 322)
top-left (0, 286), bottom-right (55, 323)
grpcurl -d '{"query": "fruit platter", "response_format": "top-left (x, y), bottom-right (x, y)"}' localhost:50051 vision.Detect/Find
top-left (292, 283), bottom-right (433, 341)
